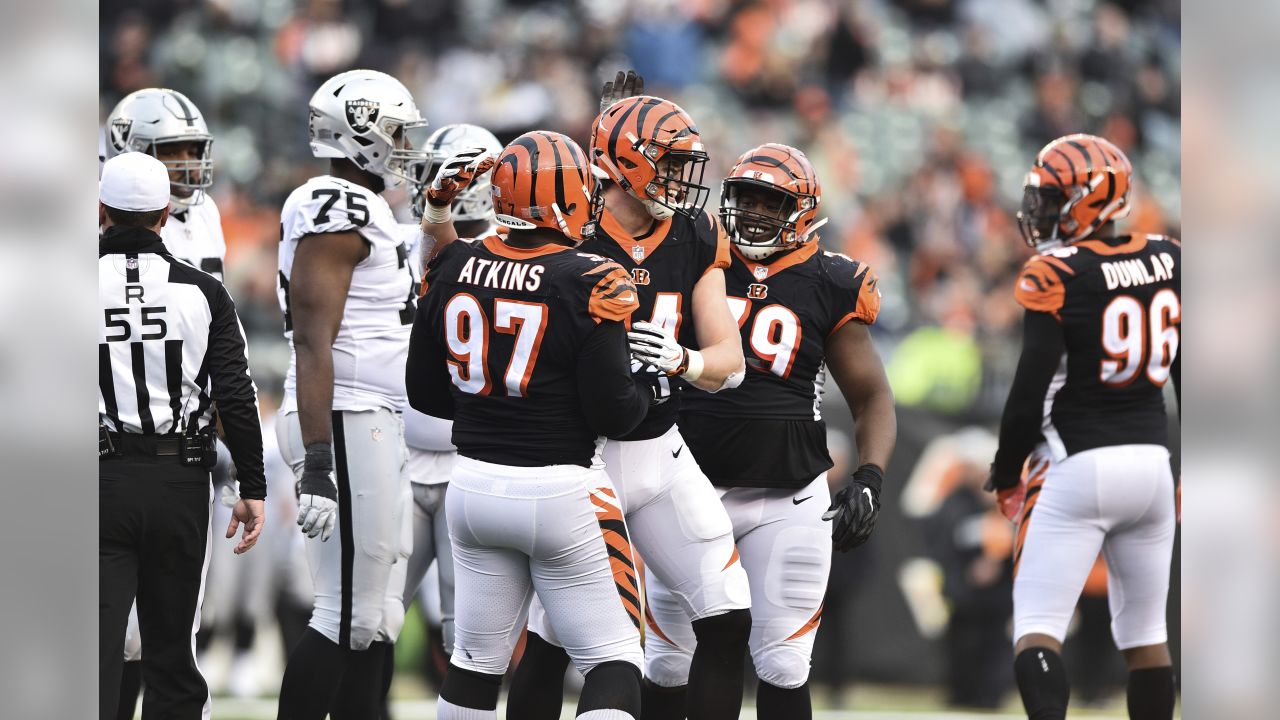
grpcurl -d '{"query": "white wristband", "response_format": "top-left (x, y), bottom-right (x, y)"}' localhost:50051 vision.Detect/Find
top-left (679, 349), bottom-right (704, 382)
top-left (424, 202), bottom-right (452, 225)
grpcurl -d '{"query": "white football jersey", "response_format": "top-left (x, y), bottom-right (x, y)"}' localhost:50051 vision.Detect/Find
top-left (278, 175), bottom-right (421, 412)
top-left (162, 197), bottom-right (227, 281)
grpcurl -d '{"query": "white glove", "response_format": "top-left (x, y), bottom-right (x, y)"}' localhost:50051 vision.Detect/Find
top-left (628, 321), bottom-right (703, 380)
top-left (219, 483), bottom-right (240, 508)
top-left (296, 443), bottom-right (338, 542)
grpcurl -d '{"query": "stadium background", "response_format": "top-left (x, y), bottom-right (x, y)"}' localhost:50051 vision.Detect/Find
top-left (99, 0), bottom-right (1181, 715)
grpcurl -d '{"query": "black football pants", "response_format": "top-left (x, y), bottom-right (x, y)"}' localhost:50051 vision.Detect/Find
top-left (100, 456), bottom-right (211, 720)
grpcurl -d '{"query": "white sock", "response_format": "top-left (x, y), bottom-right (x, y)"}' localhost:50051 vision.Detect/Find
top-left (437, 697), bottom-right (497, 720)
top-left (577, 710), bottom-right (636, 720)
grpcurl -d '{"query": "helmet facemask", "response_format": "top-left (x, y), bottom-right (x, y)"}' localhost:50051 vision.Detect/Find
top-left (722, 179), bottom-right (816, 261)
top-left (1017, 184), bottom-right (1068, 251)
top-left (151, 137), bottom-right (213, 208)
top-left (374, 116), bottom-right (431, 188)
top-left (634, 141), bottom-right (710, 221)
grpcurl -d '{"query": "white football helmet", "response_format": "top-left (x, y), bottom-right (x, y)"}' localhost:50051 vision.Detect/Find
top-left (104, 88), bottom-right (213, 208)
top-left (308, 69), bottom-right (430, 188)
top-left (409, 123), bottom-right (502, 221)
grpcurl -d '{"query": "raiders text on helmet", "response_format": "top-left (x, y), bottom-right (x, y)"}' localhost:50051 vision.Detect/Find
top-left (307, 69), bottom-right (431, 187)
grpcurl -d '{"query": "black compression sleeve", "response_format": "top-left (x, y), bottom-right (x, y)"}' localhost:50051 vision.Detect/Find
top-left (577, 320), bottom-right (649, 438)
top-left (991, 310), bottom-right (1065, 489)
top-left (1171, 352), bottom-right (1181, 417)
top-left (207, 286), bottom-right (266, 499)
top-left (406, 308), bottom-right (456, 420)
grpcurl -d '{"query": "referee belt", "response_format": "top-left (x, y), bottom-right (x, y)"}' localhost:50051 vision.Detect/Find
top-left (107, 432), bottom-right (185, 457)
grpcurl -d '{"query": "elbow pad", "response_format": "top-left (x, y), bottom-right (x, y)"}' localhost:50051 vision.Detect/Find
top-left (708, 368), bottom-right (744, 393)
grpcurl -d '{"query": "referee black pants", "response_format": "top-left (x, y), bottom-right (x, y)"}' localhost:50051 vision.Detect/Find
top-left (100, 456), bottom-right (211, 720)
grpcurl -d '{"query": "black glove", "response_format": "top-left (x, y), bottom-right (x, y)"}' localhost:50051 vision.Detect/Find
top-left (600, 70), bottom-right (645, 113)
top-left (823, 463), bottom-right (883, 552)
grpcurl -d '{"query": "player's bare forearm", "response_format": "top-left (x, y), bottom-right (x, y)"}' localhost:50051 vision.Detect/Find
top-left (294, 343), bottom-right (337, 446)
top-left (420, 218), bottom-right (459, 263)
top-left (826, 321), bottom-right (897, 471)
top-left (290, 231), bottom-right (363, 445)
top-left (690, 268), bottom-right (745, 391)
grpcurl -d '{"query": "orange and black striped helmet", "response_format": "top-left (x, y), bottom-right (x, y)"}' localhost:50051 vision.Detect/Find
top-left (490, 131), bottom-right (601, 242)
top-left (1018, 133), bottom-right (1133, 249)
top-left (720, 143), bottom-right (825, 261)
top-left (590, 95), bottom-right (710, 221)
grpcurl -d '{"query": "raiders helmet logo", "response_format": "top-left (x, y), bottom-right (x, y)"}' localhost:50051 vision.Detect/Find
top-left (109, 118), bottom-right (133, 152)
top-left (344, 99), bottom-right (380, 134)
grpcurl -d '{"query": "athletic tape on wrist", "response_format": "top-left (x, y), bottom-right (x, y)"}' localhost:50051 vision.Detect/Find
top-left (679, 349), bottom-right (705, 382)
top-left (424, 202), bottom-right (452, 225)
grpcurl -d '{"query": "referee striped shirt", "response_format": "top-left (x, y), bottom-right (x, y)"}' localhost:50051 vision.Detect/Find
top-left (99, 225), bottom-right (265, 498)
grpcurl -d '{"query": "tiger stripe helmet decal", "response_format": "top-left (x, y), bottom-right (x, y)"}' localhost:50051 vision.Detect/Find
top-left (590, 95), bottom-right (710, 221)
top-left (490, 131), bottom-right (599, 241)
top-left (1018, 133), bottom-right (1134, 250)
top-left (720, 143), bottom-right (824, 261)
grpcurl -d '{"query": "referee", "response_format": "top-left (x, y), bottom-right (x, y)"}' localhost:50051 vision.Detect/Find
top-left (99, 152), bottom-right (266, 719)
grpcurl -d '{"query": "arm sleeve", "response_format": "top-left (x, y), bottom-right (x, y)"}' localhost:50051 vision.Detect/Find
top-left (577, 320), bottom-right (649, 438)
top-left (406, 298), bottom-right (456, 420)
top-left (1170, 352), bottom-right (1181, 417)
top-left (990, 310), bottom-right (1065, 489)
top-left (207, 287), bottom-right (266, 500)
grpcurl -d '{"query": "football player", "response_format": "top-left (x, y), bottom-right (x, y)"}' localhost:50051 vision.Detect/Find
top-left (988, 134), bottom-right (1180, 720)
top-left (102, 87), bottom-right (228, 720)
top-left (646, 143), bottom-right (897, 720)
top-left (382, 123), bottom-right (505, 702)
top-left (420, 80), bottom-right (754, 720)
top-left (274, 69), bottom-right (431, 720)
top-left (104, 89), bottom-right (226, 280)
top-left (408, 130), bottom-right (655, 720)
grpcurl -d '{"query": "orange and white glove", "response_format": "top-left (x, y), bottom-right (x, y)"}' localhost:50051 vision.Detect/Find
top-left (985, 465), bottom-right (1027, 522)
top-left (424, 148), bottom-right (497, 223)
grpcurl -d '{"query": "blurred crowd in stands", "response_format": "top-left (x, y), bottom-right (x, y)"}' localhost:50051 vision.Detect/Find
top-left (99, 0), bottom-right (1179, 706)
top-left (100, 0), bottom-right (1180, 420)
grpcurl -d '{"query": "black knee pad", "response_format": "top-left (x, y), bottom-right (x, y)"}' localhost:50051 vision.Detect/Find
top-left (691, 608), bottom-right (751, 646)
top-left (440, 662), bottom-right (504, 711)
top-left (579, 661), bottom-right (642, 715)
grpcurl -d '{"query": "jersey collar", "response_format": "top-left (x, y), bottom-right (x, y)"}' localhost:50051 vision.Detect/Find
top-left (99, 226), bottom-right (168, 256)
top-left (731, 240), bottom-right (818, 280)
top-left (600, 205), bottom-right (672, 264)
top-left (481, 234), bottom-right (568, 260)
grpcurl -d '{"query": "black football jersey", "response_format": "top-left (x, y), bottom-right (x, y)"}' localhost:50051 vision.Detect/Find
top-left (413, 235), bottom-right (639, 466)
top-left (1014, 234), bottom-right (1181, 459)
top-left (580, 205), bottom-right (730, 440)
top-left (679, 242), bottom-right (881, 488)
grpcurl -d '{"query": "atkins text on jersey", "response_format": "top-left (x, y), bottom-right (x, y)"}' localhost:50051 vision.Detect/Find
top-left (456, 256), bottom-right (545, 292)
